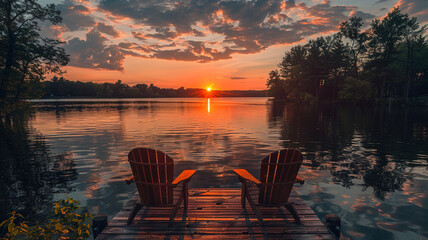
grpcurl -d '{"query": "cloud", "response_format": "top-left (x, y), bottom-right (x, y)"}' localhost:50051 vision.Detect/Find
top-left (350, 11), bottom-right (376, 20)
top-left (376, 0), bottom-right (390, 4)
top-left (285, 0), bottom-right (296, 9)
top-left (396, 0), bottom-right (428, 23)
top-left (218, 0), bottom-right (282, 28)
top-left (298, 1), bottom-right (358, 26)
top-left (116, 0), bottom-right (372, 64)
top-left (64, 29), bottom-right (125, 70)
top-left (98, 0), bottom-right (219, 34)
top-left (96, 22), bottom-right (121, 38)
top-left (146, 27), bottom-right (178, 40)
top-left (56, 0), bottom-right (378, 69)
top-left (150, 41), bottom-right (233, 62)
top-left (132, 32), bottom-right (146, 41)
top-left (230, 77), bottom-right (247, 80)
top-left (56, 1), bottom-right (96, 31)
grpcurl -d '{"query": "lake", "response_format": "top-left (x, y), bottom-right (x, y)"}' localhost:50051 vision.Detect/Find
top-left (1, 98), bottom-right (427, 239)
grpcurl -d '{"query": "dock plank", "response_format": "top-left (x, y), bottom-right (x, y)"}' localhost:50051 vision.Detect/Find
top-left (96, 188), bottom-right (333, 239)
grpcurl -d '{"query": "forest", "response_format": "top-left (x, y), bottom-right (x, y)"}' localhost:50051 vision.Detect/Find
top-left (267, 8), bottom-right (428, 103)
top-left (43, 77), bottom-right (266, 98)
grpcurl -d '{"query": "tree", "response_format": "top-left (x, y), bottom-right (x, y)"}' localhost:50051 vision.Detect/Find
top-left (366, 7), bottom-right (413, 98)
top-left (402, 20), bottom-right (427, 102)
top-left (266, 70), bottom-right (286, 99)
top-left (272, 7), bottom-right (428, 103)
top-left (340, 16), bottom-right (368, 80)
top-left (0, 0), bottom-right (69, 113)
top-left (279, 45), bottom-right (308, 100)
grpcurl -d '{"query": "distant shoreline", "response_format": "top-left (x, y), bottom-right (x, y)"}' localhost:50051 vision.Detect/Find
top-left (29, 96), bottom-right (271, 103)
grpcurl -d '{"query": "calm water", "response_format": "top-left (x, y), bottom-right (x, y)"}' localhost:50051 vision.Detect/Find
top-left (1, 98), bottom-right (427, 239)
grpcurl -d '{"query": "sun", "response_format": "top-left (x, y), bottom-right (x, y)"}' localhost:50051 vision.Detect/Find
top-left (206, 87), bottom-right (212, 92)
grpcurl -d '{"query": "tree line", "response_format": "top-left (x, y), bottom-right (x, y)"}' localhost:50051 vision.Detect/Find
top-left (267, 8), bottom-right (428, 103)
top-left (44, 77), bottom-right (266, 98)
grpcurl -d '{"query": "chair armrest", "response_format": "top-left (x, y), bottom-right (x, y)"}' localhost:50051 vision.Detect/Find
top-left (172, 170), bottom-right (196, 186)
top-left (125, 176), bottom-right (134, 185)
top-left (295, 176), bottom-right (304, 184)
top-left (233, 169), bottom-right (261, 185)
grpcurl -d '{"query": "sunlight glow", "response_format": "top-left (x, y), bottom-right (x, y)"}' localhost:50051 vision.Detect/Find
top-left (207, 87), bottom-right (212, 92)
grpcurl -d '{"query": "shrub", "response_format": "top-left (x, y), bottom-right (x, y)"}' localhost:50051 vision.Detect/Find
top-left (0, 197), bottom-right (93, 240)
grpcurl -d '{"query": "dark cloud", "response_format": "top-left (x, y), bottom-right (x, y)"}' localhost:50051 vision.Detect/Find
top-left (96, 22), bottom-right (121, 38)
top-left (375, 0), bottom-right (390, 3)
top-left (285, 0), bottom-right (296, 9)
top-left (219, 0), bottom-right (282, 27)
top-left (150, 41), bottom-right (233, 62)
top-left (151, 49), bottom-right (212, 62)
top-left (192, 29), bottom-right (206, 37)
top-left (150, 42), bottom-right (176, 49)
top-left (146, 27), bottom-right (178, 40)
top-left (351, 11), bottom-right (376, 20)
top-left (64, 29), bottom-right (125, 70)
top-left (98, 0), bottom-right (218, 34)
top-left (397, 0), bottom-right (428, 23)
top-left (132, 32), bottom-right (146, 41)
top-left (118, 42), bottom-right (134, 48)
top-left (56, 1), bottom-right (96, 31)
top-left (299, 1), bottom-right (358, 26)
top-left (54, 0), bottom-right (376, 68)
top-left (230, 77), bottom-right (247, 80)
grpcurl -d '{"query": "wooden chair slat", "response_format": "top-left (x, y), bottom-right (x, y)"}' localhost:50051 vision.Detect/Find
top-left (259, 149), bottom-right (303, 205)
top-left (128, 148), bottom-right (175, 206)
top-left (133, 149), bottom-right (150, 205)
top-left (127, 147), bottom-right (195, 226)
top-left (234, 149), bottom-right (304, 225)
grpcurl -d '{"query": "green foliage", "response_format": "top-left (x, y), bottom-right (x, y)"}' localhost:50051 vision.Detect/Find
top-left (338, 77), bottom-right (371, 102)
top-left (0, 0), bottom-right (69, 113)
top-left (0, 197), bottom-right (93, 240)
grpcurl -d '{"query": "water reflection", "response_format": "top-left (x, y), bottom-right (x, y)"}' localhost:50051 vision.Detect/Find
top-left (1, 98), bottom-right (427, 239)
top-left (0, 113), bottom-right (77, 230)
top-left (268, 102), bottom-right (428, 239)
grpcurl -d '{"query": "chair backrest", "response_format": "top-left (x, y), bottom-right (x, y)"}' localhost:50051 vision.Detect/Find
top-left (128, 148), bottom-right (174, 206)
top-left (259, 149), bottom-right (303, 205)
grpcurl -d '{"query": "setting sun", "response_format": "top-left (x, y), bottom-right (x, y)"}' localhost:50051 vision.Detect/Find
top-left (207, 87), bottom-right (212, 92)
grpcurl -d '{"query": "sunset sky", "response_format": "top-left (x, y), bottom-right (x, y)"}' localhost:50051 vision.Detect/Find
top-left (40, 0), bottom-right (428, 90)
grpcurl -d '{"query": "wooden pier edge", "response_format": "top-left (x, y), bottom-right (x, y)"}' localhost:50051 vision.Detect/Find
top-left (96, 188), bottom-right (334, 239)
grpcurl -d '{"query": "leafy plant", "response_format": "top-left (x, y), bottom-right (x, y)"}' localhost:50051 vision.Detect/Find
top-left (0, 197), bottom-right (93, 240)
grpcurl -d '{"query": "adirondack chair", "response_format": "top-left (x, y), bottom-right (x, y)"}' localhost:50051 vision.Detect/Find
top-left (233, 149), bottom-right (305, 225)
top-left (125, 148), bottom-right (196, 226)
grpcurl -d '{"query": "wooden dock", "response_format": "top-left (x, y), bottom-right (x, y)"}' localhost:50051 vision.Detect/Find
top-left (96, 188), bottom-right (334, 239)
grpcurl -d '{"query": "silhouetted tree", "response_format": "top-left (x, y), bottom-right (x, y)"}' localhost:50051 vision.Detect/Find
top-left (269, 7), bottom-right (428, 103)
top-left (0, 0), bottom-right (69, 113)
top-left (266, 70), bottom-right (285, 99)
top-left (365, 7), bottom-right (427, 98)
top-left (340, 16), bottom-right (368, 80)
